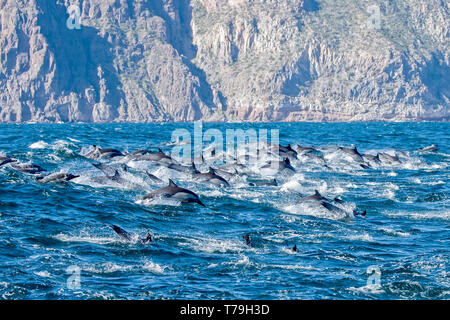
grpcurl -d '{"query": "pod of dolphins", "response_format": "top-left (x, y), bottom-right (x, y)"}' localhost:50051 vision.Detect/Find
top-left (0, 142), bottom-right (439, 250)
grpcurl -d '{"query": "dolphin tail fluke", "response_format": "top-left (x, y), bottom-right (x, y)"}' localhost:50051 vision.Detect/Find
top-left (111, 224), bottom-right (132, 241)
top-left (141, 232), bottom-right (152, 244)
top-left (243, 234), bottom-right (252, 247)
top-left (68, 174), bottom-right (80, 181)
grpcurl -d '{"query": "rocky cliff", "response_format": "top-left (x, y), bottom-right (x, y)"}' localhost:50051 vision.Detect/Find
top-left (0, 0), bottom-right (448, 122)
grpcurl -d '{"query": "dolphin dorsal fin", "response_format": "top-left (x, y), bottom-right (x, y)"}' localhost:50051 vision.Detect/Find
top-left (314, 190), bottom-right (321, 196)
top-left (192, 162), bottom-right (200, 174)
top-left (168, 179), bottom-right (177, 187)
top-left (158, 148), bottom-right (164, 154)
top-left (284, 158), bottom-right (290, 165)
top-left (208, 167), bottom-right (215, 174)
top-left (109, 170), bottom-right (120, 180)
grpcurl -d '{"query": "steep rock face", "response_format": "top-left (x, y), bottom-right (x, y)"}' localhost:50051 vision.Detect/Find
top-left (191, 0), bottom-right (449, 121)
top-left (0, 0), bottom-right (448, 122)
top-left (0, 0), bottom-right (218, 122)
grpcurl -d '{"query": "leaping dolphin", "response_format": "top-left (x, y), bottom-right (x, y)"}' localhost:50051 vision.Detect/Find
top-left (92, 163), bottom-right (130, 176)
top-left (90, 170), bottom-right (144, 190)
top-left (362, 153), bottom-right (381, 166)
top-left (338, 146), bottom-right (364, 162)
top-left (145, 171), bottom-right (164, 184)
top-left (192, 166), bottom-right (230, 187)
top-left (167, 162), bottom-right (198, 174)
top-left (0, 155), bottom-right (17, 167)
top-left (143, 179), bottom-right (205, 207)
top-left (85, 145), bottom-right (124, 160)
top-left (378, 152), bottom-right (401, 164)
top-left (416, 144), bottom-right (438, 152)
top-left (260, 158), bottom-right (296, 173)
top-left (278, 144), bottom-right (298, 161)
top-left (131, 148), bottom-right (173, 164)
top-left (299, 190), bottom-right (366, 217)
top-left (36, 172), bottom-right (79, 183)
top-left (293, 144), bottom-right (317, 154)
top-left (249, 179), bottom-right (278, 187)
top-left (11, 163), bottom-right (46, 175)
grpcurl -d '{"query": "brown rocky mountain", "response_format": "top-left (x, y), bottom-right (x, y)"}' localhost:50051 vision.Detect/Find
top-left (0, 0), bottom-right (448, 122)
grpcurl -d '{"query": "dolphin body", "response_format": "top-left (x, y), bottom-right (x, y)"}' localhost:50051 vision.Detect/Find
top-left (213, 167), bottom-right (238, 181)
top-left (92, 163), bottom-right (130, 176)
top-left (377, 152), bottom-right (401, 164)
top-left (111, 225), bottom-right (152, 244)
top-left (0, 155), bottom-right (17, 167)
top-left (218, 162), bottom-right (248, 174)
top-left (261, 158), bottom-right (296, 173)
top-left (416, 144), bottom-right (438, 152)
top-left (36, 173), bottom-right (79, 183)
top-left (338, 146), bottom-right (364, 162)
top-left (85, 145), bottom-right (124, 160)
top-left (91, 170), bottom-right (144, 190)
top-left (293, 144), bottom-right (317, 154)
top-left (278, 144), bottom-right (298, 161)
top-left (363, 153), bottom-right (381, 166)
top-left (143, 179), bottom-right (205, 206)
top-left (107, 170), bottom-right (144, 189)
top-left (131, 148), bottom-right (173, 164)
top-left (145, 171), bottom-right (164, 184)
top-left (192, 167), bottom-right (230, 187)
top-left (303, 152), bottom-right (328, 166)
top-left (11, 163), bottom-right (46, 175)
top-left (298, 190), bottom-right (366, 217)
top-left (167, 162), bottom-right (198, 174)
top-left (249, 179), bottom-right (278, 187)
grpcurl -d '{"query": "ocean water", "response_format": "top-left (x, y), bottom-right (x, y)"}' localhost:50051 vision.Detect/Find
top-left (0, 122), bottom-right (448, 300)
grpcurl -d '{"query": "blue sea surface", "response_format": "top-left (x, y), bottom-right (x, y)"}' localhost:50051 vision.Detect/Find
top-left (0, 122), bottom-right (448, 299)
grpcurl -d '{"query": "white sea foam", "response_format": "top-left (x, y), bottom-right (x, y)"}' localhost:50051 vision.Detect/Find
top-left (29, 141), bottom-right (49, 149)
top-left (179, 236), bottom-right (245, 254)
top-left (53, 233), bottom-right (119, 245)
top-left (379, 228), bottom-right (410, 237)
top-left (34, 271), bottom-right (51, 278)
